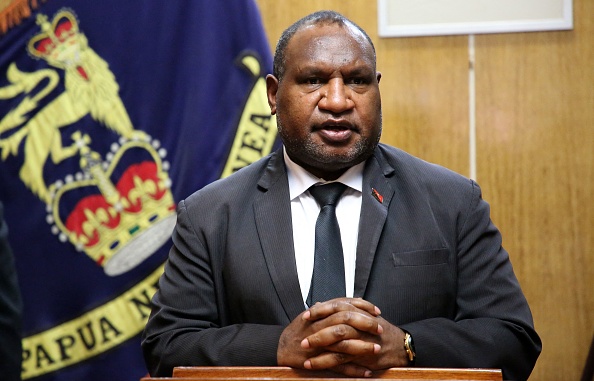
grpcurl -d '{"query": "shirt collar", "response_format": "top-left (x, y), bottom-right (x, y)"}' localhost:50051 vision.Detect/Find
top-left (284, 146), bottom-right (364, 200)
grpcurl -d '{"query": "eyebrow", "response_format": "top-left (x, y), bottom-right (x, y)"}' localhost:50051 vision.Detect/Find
top-left (297, 64), bottom-right (374, 76)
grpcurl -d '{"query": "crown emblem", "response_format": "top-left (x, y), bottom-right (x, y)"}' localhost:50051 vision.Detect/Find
top-left (27, 10), bottom-right (87, 70)
top-left (47, 132), bottom-right (176, 276)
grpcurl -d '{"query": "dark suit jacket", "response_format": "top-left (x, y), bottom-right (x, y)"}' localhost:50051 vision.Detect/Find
top-left (142, 144), bottom-right (541, 380)
top-left (0, 201), bottom-right (23, 381)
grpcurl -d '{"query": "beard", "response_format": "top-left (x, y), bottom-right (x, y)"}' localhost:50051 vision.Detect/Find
top-left (276, 113), bottom-right (382, 176)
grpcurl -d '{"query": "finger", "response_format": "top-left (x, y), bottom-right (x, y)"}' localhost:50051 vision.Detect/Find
top-left (348, 298), bottom-right (382, 316)
top-left (306, 298), bottom-right (380, 322)
top-left (304, 322), bottom-right (382, 350)
top-left (304, 351), bottom-right (354, 370)
top-left (325, 339), bottom-right (381, 356)
top-left (309, 310), bottom-right (382, 337)
top-left (302, 324), bottom-right (357, 348)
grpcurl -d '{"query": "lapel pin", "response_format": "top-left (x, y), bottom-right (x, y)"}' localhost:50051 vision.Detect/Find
top-left (371, 188), bottom-right (383, 204)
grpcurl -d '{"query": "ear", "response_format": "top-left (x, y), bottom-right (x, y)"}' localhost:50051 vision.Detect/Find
top-left (266, 74), bottom-right (279, 115)
top-left (376, 71), bottom-right (382, 84)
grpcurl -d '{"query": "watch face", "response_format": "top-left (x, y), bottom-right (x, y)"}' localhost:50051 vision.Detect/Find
top-left (409, 334), bottom-right (416, 351)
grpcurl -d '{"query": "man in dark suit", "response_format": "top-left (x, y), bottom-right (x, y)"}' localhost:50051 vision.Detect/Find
top-left (0, 201), bottom-right (23, 381)
top-left (142, 10), bottom-right (541, 381)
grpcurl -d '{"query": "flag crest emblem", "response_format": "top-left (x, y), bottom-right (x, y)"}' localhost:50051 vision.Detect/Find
top-left (1, 9), bottom-right (176, 276)
top-left (48, 135), bottom-right (176, 276)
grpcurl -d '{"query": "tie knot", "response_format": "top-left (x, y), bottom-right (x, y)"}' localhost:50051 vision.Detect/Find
top-left (309, 183), bottom-right (347, 207)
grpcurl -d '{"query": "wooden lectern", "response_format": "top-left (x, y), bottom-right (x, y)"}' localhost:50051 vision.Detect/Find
top-left (141, 366), bottom-right (502, 381)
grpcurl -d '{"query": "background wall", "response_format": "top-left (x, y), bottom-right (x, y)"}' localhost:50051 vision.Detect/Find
top-left (254, 1), bottom-right (593, 380)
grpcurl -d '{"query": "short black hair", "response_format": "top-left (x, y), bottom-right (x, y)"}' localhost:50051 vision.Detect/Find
top-left (272, 10), bottom-right (376, 81)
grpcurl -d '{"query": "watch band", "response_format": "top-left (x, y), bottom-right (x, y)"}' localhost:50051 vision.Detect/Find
top-left (404, 332), bottom-right (416, 364)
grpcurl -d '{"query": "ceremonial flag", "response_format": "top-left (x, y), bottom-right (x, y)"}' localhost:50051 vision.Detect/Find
top-left (0, 1), bottom-right (277, 380)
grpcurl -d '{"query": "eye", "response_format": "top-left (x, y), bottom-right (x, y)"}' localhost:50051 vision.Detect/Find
top-left (306, 77), bottom-right (322, 85)
top-left (349, 77), bottom-right (367, 85)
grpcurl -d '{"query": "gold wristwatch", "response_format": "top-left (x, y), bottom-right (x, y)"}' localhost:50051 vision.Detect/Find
top-left (404, 332), bottom-right (416, 364)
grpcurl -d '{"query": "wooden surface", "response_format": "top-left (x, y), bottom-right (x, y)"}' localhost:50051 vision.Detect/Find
top-left (166, 366), bottom-right (502, 381)
top-left (254, 0), bottom-right (594, 380)
top-left (474, 0), bottom-right (594, 379)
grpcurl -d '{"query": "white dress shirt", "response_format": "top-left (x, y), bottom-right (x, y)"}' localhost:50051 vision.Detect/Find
top-left (283, 148), bottom-right (363, 304)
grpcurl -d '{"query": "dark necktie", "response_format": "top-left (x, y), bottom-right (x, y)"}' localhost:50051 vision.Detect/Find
top-left (306, 182), bottom-right (347, 307)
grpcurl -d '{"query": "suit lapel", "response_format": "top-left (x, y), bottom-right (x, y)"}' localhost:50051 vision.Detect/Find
top-left (354, 152), bottom-right (395, 297)
top-left (253, 150), bottom-right (305, 321)
top-left (252, 147), bottom-right (397, 312)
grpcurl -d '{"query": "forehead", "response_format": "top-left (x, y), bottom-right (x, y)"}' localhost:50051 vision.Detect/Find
top-left (285, 23), bottom-right (374, 69)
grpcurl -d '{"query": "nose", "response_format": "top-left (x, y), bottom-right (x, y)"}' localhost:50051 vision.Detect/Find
top-left (318, 78), bottom-right (354, 114)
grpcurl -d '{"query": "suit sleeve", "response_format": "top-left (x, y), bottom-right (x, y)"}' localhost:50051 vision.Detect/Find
top-left (399, 180), bottom-right (541, 381)
top-left (141, 199), bottom-right (284, 377)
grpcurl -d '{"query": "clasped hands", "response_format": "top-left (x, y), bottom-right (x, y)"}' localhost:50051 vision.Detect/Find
top-left (277, 298), bottom-right (409, 377)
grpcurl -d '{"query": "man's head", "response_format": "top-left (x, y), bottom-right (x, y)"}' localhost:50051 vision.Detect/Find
top-left (272, 11), bottom-right (377, 82)
top-left (266, 10), bottom-right (382, 181)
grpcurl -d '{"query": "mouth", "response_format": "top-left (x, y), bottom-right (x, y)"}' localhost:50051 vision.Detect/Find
top-left (315, 120), bottom-right (355, 143)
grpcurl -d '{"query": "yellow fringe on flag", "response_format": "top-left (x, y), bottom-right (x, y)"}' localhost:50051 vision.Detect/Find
top-left (0, 0), bottom-right (45, 34)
